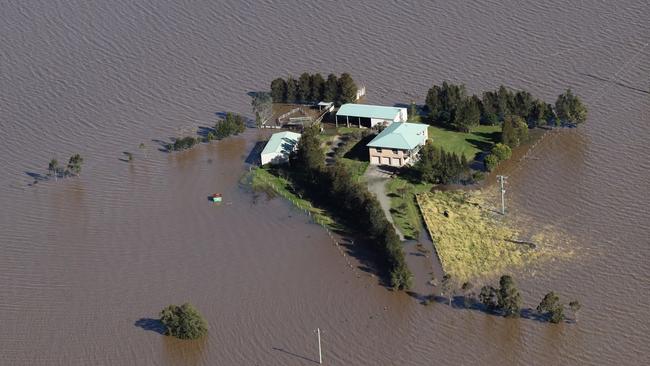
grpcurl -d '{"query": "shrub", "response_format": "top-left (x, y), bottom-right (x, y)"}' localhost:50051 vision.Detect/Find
top-left (484, 154), bottom-right (499, 172)
top-left (160, 303), bottom-right (208, 340)
top-left (491, 143), bottom-right (512, 161)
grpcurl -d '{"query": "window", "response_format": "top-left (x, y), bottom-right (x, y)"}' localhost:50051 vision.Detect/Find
top-left (392, 149), bottom-right (399, 154)
top-left (376, 148), bottom-right (382, 153)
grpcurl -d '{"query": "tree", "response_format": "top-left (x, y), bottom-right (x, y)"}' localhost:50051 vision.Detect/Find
top-left (479, 285), bottom-right (499, 311)
top-left (48, 159), bottom-right (60, 181)
top-left (453, 96), bottom-right (480, 132)
top-left (292, 125), bottom-right (324, 179)
top-left (501, 115), bottom-right (528, 148)
top-left (484, 154), bottom-right (499, 172)
top-left (555, 89), bottom-right (587, 124)
top-left (569, 300), bottom-right (582, 322)
top-left (310, 73), bottom-right (325, 102)
top-left (537, 291), bottom-right (565, 323)
top-left (66, 154), bottom-right (83, 176)
top-left (285, 76), bottom-right (297, 103)
top-left (497, 275), bottom-right (522, 317)
top-left (496, 85), bottom-right (513, 118)
top-left (409, 100), bottom-right (418, 121)
top-left (491, 143), bottom-right (512, 161)
top-left (441, 274), bottom-right (453, 306)
top-left (323, 74), bottom-right (338, 102)
top-left (297, 72), bottom-right (312, 102)
top-left (160, 303), bottom-right (208, 340)
top-left (512, 90), bottom-right (535, 119)
top-left (252, 92), bottom-right (273, 128)
top-left (337, 73), bottom-right (358, 105)
top-left (425, 82), bottom-right (467, 127)
top-left (215, 112), bottom-right (246, 139)
top-left (270, 78), bottom-right (287, 103)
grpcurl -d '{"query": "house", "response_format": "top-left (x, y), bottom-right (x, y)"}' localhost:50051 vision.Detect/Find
top-left (366, 122), bottom-right (428, 167)
top-left (260, 131), bottom-right (301, 165)
top-left (335, 104), bottom-right (407, 128)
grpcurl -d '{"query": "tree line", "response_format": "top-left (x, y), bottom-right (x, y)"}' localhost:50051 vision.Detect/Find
top-left (167, 112), bottom-right (246, 151)
top-left (270, 72), bottom-right (358, 106)
top-left (286, 125), bottom-right (412, 289)
top-left (438, 274), bottom-right (582, 323)
top-left (425, 82), bottom-right (587, 132)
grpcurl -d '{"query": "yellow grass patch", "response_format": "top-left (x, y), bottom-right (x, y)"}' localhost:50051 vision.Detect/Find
top-left (417, 190), bottom-right (570, 282)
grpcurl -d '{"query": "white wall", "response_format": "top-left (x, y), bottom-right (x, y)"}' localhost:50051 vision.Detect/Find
top-left (261, 153), bottom-right (288, 166)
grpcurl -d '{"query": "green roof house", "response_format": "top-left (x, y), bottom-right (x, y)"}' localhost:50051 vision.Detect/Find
top-left (260, 131), bottom-right (301, 165)
top-left (366, 122), bottom-right (428, 167)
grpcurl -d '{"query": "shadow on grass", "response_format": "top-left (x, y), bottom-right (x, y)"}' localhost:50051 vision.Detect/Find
top-left (135, 318), bottom-right (165, 335)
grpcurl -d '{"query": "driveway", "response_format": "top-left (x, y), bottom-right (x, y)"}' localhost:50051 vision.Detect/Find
top-left (363, 164), bottom-right (405, 240)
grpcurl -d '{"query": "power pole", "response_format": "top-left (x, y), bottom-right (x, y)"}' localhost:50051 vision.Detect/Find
top-left (497, 175), bottom-right (507, 215)
top-left (315, 328), bottom-right (322, 364)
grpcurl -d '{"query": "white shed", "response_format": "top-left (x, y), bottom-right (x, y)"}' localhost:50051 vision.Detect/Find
top-left (260, 131), bottom-right (301, 165)
top-left (335, 104), bottom-right (407, 128)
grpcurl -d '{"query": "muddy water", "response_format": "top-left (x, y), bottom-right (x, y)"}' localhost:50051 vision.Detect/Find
top-left (1, 0), bottom-right (648, 365)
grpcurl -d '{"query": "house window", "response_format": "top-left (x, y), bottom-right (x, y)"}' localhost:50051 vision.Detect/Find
top-left (392, 149), bottom-right (398, 154)
top-left (376, 148), bottom-right (382, 153)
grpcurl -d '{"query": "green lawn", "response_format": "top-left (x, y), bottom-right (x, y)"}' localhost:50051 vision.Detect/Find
top-left (339, 158), bottom-right (369, 182)
top-left (427, 125), bottom-right (501, 160)
top-left (385, 177), bottom-right (432, 240)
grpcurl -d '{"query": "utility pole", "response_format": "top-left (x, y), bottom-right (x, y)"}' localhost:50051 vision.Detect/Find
top-left (315, 328), bottom-right (322, 364)
top-left (497, 175), bottom-right (507, 215)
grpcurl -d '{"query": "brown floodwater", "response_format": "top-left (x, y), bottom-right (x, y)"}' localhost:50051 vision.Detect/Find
top-left (1, 0), bottom-right (648, 365)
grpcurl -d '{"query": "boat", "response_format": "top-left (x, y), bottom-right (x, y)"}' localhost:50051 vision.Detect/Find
top-left (210, 193), bottom-right (222, 202)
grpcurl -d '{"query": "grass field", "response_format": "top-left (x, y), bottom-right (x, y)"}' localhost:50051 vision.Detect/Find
top-left (385, 177), bottom-right (432, 239)
top-left (249, 167), bottom-right (337, 229)
top-left (427, 125), bottom-right (501, 160)
top-left (417, 190), bottom-right (554, 282)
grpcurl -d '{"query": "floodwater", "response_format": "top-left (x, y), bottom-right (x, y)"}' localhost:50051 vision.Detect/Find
top-left (1, 0), bottom-right (648, 365)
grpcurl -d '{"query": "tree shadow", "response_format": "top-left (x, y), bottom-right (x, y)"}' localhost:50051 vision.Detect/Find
top-left (272, 347), bottom-right (319, 364)
top-left (466, 138), bottom-right (493, 153)
top-left (134, 318), bottom-right (166, 335)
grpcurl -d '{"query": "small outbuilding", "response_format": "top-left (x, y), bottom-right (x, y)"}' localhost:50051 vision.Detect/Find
top-left (366, 122), bottom-right (428, 167)
top-left (336, 104), bottom-right (407, 128)
top-left (260, 131), bottom-right (301, 165)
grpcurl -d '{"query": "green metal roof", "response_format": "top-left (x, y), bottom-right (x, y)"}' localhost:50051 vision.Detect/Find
top-left (337, 104), bottom-right (403, 120)
top-left (261, 131), bottom-right (301, 156)
top-left (366, 123), bottom-right (428, 150)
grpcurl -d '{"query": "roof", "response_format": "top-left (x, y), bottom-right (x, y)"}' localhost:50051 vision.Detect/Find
top-left (366, 122), bottom-right (428, 150)
top-left (261, 131), bottom-right (301, 156)
top-left (337, 104), bottom-right (404, 120)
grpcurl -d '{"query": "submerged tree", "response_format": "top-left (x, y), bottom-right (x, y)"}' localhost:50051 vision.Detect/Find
top-left (497, 275), bottom-right (522, 317)
top-left (66, 154), bottom-right (84, 176)
top-left (569, 300), bottom-right (582, 323)
top-left (537, 291), bottom-right (565, 323)
top-left (461, 281), bottom-right (474, 308)
top-left (479, 285), bottom-right (499, 311)
top-left (48, 158), bottom-right (60, 181)
top-left (441, 274), bottom-right (454, 306)
top-left (160, 303), bottom-right (208, 340)
top-left (555, 89), bottom-right (587, 125)
top-left (252, 92), bottom-right (273, 128)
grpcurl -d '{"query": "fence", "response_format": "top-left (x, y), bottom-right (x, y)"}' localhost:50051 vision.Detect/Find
top-left (254, 171), bottom-right (365, 278)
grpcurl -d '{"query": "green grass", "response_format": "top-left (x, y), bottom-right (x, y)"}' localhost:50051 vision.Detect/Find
top-left (427, 125), bottom-right (501, 160)
top-left (385, 177), bottom-right (432, 240)
top-left (249, 167), bottom-right (337, 229)
top-left (339, 158), bottom-right (369, 182)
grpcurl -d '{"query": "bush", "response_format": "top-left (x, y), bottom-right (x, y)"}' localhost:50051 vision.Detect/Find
top-left (484, 154), bottom-right (499, 172)
top-left (160, 303), bottom-right (208, 340)
top-left (491, 143), bottom-right (512, 161)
